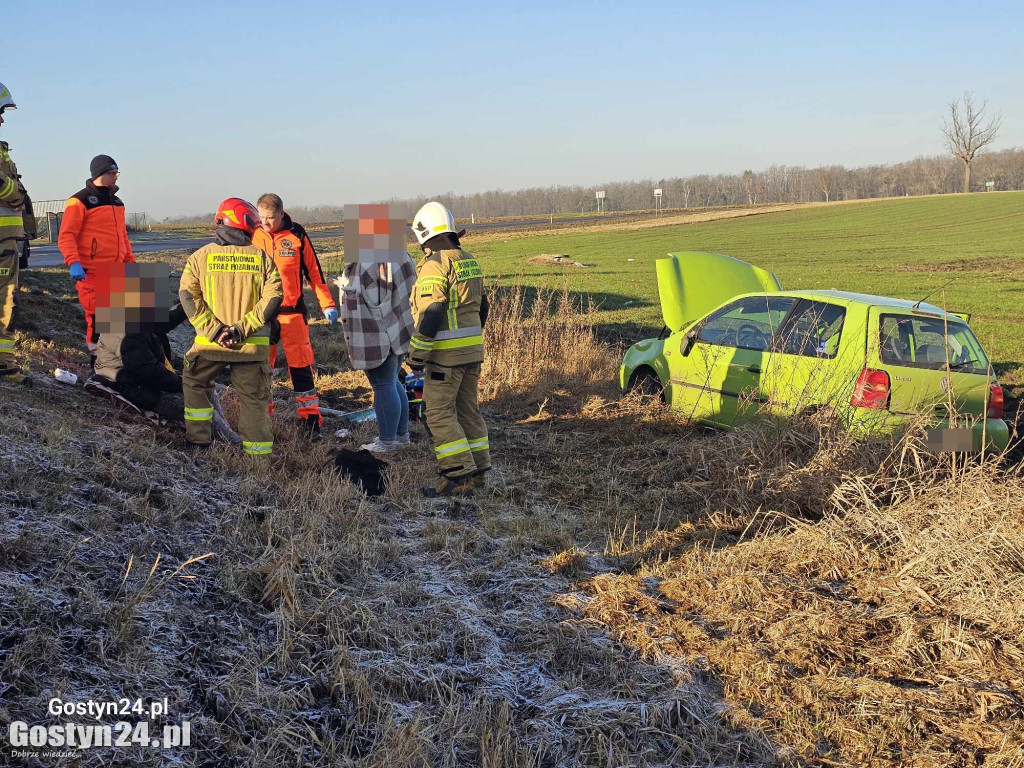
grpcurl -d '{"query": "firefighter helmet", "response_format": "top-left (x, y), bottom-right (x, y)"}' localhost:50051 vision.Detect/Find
top-left (0, 82), bottom-right (16, 111)
top-left (215, 198), bottom-right (260, 234)
top-left (411, 201), bottom-right (456, 246)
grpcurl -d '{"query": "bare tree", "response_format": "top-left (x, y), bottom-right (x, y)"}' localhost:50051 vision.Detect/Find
top-left (741, 170), bottom-right (756, 205)
top-left (942, 92), bottom-right (1001, 193)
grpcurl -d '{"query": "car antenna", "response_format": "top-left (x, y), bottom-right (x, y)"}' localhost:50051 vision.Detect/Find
top-left (912, 277), bottom-right (956, 311)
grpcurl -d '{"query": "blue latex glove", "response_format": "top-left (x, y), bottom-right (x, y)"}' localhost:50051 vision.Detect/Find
top-left (69, 263), bottom-right (86, 282)
top-left (324, 308), bottom-right (339, 326)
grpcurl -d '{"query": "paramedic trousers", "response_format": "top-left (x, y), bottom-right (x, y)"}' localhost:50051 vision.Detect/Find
top-left (269, 312), bottom-right (320, 423)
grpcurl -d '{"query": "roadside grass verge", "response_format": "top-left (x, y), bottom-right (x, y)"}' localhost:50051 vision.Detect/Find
top-left (2, 252), bottom-right (1020, 766)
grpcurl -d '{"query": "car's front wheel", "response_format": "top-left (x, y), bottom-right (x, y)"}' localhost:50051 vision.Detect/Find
top-left (631, 368), bottom-right (665, 399)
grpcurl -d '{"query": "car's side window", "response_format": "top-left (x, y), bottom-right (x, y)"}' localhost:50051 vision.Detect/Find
top-left (696, 296), bottom-right (797, 351)
top-left (777, 300), bottom-right (847, 358)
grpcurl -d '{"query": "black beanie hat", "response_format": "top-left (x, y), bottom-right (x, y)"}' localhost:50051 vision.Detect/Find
top-left (90, 154), bottom-right (118, 179)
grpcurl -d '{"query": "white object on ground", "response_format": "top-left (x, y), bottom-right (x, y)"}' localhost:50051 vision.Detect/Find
top-left (54, 368), bottom-right (78, 385)
top-left (334, 428), bottom-right (350, 438)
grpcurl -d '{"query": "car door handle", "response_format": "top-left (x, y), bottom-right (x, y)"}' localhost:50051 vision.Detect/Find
top-left (747, 365), bottom-right (761, 374)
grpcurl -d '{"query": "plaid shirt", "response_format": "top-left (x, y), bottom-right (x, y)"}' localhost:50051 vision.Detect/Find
top-left (337, 254), bottom-right (416, 370)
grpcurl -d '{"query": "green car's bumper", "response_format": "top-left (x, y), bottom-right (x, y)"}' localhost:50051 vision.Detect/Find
top-left (848, 409), bottom-right (1010, 451)
top-left (933, 417), bottom-right (1010, 451)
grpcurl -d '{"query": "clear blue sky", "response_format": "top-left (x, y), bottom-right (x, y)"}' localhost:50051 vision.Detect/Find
top-left (6, 1), bottom-right (1023, 217)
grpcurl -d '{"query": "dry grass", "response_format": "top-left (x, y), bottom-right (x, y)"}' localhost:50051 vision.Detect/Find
top-left (481, 284), bottom-right (619, 409)
top-left (527, 407), bottom-right (1024, 766)
top-left (1, 269), bottom-right (1021, 767)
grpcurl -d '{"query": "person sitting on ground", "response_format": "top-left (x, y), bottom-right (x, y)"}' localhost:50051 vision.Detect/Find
top-left (89, 262), bottom-right (186, 421)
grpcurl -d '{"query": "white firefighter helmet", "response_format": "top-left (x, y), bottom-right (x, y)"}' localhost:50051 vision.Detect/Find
top-left (0, 82), bottom-right (16, 110)
top-left (411, 201), bottom-right (456, 246)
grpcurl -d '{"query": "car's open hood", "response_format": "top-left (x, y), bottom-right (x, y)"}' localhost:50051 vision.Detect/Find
top-left (656, 252), bottom-right (782, 333)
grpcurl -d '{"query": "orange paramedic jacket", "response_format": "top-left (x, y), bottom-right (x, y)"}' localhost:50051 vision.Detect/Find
top-left (59, 180), bottom-right (135, 267)
top-left (252, 213), bottom-right (334, 317)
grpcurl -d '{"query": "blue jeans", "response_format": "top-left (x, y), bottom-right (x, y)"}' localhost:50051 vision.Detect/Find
top-left (364, 352), bottom-right (409, 441)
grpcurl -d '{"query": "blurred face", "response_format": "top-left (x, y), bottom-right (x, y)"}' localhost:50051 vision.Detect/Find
top-left (94, 263), bottom-right (171, 334)
top-left (258, 205), bottom-right (284, 233)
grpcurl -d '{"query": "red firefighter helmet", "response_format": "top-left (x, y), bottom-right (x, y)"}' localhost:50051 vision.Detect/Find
top-left (214, 198), bottom-right (260, 234)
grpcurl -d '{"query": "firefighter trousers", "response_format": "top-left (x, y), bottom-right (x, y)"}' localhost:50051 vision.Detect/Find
top-left (423, 361), bottom-right (490, 478)
top-left (183, 354), bottom-right (273, 455)
top-left (0, 249), bottom-right (18, 365)
top-left (269, 312), bottom-right (320, 422)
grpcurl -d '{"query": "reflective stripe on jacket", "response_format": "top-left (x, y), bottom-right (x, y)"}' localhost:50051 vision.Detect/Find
top-left (0, 142), bottom-right (24, 247)
top-left (410, 248), bottom-right (485, 366)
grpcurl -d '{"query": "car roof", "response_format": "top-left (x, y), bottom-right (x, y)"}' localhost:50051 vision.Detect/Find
top-left (741, 289), bottom-right (956, 317)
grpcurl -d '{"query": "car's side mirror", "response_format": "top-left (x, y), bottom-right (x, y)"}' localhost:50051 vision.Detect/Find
top-left (680, 330), bottom-right (698, 357)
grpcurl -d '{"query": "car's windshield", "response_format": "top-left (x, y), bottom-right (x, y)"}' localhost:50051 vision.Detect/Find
top-left (697, 296), bottom-right (797, 351)
top-left (878, 313), bottom-right (990, 374)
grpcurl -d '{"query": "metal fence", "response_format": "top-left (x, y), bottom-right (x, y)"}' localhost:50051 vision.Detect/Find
top-left (31, 199), bottom-right (66, 217)
top-left (31, 200), bottom-right (65, 242)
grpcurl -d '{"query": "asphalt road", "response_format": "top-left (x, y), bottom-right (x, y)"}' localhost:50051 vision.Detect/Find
top-left (27, 212), bottom-right (648, 269)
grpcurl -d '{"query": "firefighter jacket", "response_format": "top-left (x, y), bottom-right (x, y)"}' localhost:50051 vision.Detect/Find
top-left (252, 214), bottom-right (334, 317)
top-left (179, 241), bottom-right (283, 362)
top-left (0, 141), bottom-right (24, 249)
top-left (59, 180), bottom-right (135, 267)
top-left (409, 248), bottom-right (485, 367)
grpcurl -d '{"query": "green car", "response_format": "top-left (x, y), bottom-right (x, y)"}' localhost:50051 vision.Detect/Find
top-left (619, 252), bottom-right (1010, 450)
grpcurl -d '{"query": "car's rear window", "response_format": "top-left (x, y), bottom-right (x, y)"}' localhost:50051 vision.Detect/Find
top-left (878, 313), bottom-right (990, 374)
top-left (776, 300), bottom-right (846, 359)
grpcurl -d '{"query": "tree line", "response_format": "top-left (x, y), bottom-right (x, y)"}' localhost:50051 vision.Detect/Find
top-left (164, 147), bottom-right (1024, 224)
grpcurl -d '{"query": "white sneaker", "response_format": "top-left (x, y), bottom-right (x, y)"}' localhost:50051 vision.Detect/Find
top-left (361, 438), bottom-right (399, 454)
top-left (396, 432), bottom-right (411, 446)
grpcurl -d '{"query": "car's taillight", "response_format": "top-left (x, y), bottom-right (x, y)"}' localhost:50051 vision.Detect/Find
top-left (851, 368), bottom-right (891, 410)
top-left (988, 382), bottom-right (1004, 419)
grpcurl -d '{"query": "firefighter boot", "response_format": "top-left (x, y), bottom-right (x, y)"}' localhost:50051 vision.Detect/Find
top-left (471, 468), bottom-right (490, 490)
top-left (422, 473), bottom-right (475, 499)
top-left (0, 365), bottom-right (29, 385)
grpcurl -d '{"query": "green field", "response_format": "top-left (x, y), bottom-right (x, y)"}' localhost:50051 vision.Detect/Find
top-left (470, 193), bottom-right (1024, 378)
